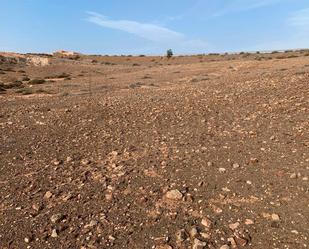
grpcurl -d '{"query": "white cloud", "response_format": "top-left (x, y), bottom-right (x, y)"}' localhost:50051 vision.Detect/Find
top-left (86, 12), bottom-right (184, 43)
top-left (86, 11), bottom-right (208, 54)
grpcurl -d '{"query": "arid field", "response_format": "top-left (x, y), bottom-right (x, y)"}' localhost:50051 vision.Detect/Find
top-left (0, 50), bottom-right (308, 249)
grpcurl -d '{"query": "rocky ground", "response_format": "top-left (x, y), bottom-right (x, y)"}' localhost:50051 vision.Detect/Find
top-left (0, 51), bottom-right (308, 249)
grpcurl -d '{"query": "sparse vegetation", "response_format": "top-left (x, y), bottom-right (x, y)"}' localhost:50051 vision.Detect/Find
top-left (35, 88), bottom-right (52, 94)
top-left (15, 87), bottom-right (34, 95)
top-left (142, 75), bottom-right (152, 79)
top-left (287, 55), bottom-right (298, 58)
top-left (129, 82), bottom-right (144, 88)
top-left (3, 80), bottom-right (23, 89)
top-left (57, 73), bottom-right (71, 78)
top-left (166, 49), bottom-right (173, 59)
top-left (15, 87), bottom-right (52, 95)
top-left (0, 86), bottom-right (6, 93)
top-left (29, 79), bottom-right (46, 84)
top-left (0, 50), bottom-right (308, 249)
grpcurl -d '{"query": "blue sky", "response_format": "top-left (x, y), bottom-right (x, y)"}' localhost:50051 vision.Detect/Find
top-left (1, 0), bottom-right (309, 55)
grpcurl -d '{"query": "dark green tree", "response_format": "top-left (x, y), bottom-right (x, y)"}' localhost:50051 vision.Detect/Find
top-left (166, 49), bottom-right (173, 58)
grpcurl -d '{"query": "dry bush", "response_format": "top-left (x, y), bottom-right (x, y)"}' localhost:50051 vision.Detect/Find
top-left (29, 79), bottom-right (46, 84)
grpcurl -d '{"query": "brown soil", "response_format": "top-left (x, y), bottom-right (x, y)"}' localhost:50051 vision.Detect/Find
top-left (0, 51), bottom-right (308, 249)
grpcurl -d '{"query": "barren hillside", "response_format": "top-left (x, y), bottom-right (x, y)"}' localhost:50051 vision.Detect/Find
top-left (0, 51), bottom-right (308, 249)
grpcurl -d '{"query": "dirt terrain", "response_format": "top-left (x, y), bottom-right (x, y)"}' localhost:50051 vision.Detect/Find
top-left (0, 50), bottom-right (308, 249)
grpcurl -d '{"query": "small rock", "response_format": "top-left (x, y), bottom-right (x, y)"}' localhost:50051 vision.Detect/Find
top-left (156, 245), bottom-right (172, 249)
top-left (227, 237), bottom-right (237, 248)
top-left (232, 163), bottom-right (240, 169)
top-left (32, 203), bottom-right (42, 211)
top-left (220, 245), bottom-right (230, 249)
top-left (303, 177), bottom-right (308, 181)
top-left (165, 189), bottom-right (183, 200)
top-left (52, 159), bottom-right (62, 166)
top-left (81, 159), bottom-right (90, 165)
top-left (24, 237), bottom-right (31, 243)
top-left (245, 219), bottom-right (254, 225)
top-left (84, 220), bottom-right (98, 228)
top-left (110, 151), bottom-right (118, 157)
top-left (108, 235), bottom-right (116, 241)
top-left (291, 230), bottom-right (299, 234)
top-left (207, 162), bottom-right (213, 167)
top-left (229, 222), bottom-right (240, 230)
top-left (51, 229), bottom-right (58, 238)
top-left (235, 237), bottom-right (247, 247)
top-left (189, 227), bottom-right (198, 238)
top-left (105, 193), bottom-right (113, 201)
top-left (44, 191), bottom-right (53, 199)
top-left (219, 168), bottom-right (226, 173)
top-left (192, 238), bottom-right (207, 249)
top-left (200, 232), bottom-right (211, 239)
top-left (290, 173), bottom-right (297, 179)
top-left (201, 217), bottom-right (212, 228)
top-left (261, 212), bottom-right (271, 219)
top-left (176, 229), bottom-right (187, 243)
top-left (222, 187), bottom-right (231, 192)
top-left (212, 206), bottom-right (223, 214)
top-left (250, 158), bottom-right (258, 163)
top-left (50, 213), bottom-right (64, 223)
top-left (271, 213), bottom-right (280, 221)
top-left (66, 156), bottom-right (73, 162)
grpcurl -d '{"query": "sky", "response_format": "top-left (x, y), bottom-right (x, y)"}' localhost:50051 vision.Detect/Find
top-left (1, 0), bottom-right (309, 55)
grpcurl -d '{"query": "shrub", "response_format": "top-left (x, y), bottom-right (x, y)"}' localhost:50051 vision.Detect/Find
top-left (0, 82), bottom-right (6, 93)
top-left (129, 82), bottom-right (144, 88)
top-left (0, 86), bottom-right (6, 93)
top-left (287, 55), bottom-right (298, 58)
top-left (3, 80), bottom-right (23, 89)
top-left (35, 88), bottom-right (52, 94)
top-left (29, 79), bottom-right (46, 84)
top-left (57, 73), bottom-right (70, 78)
top-left (166, 49), bottom-right (173, 58)
top-left (15, 87), bottom-right (34, 95)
